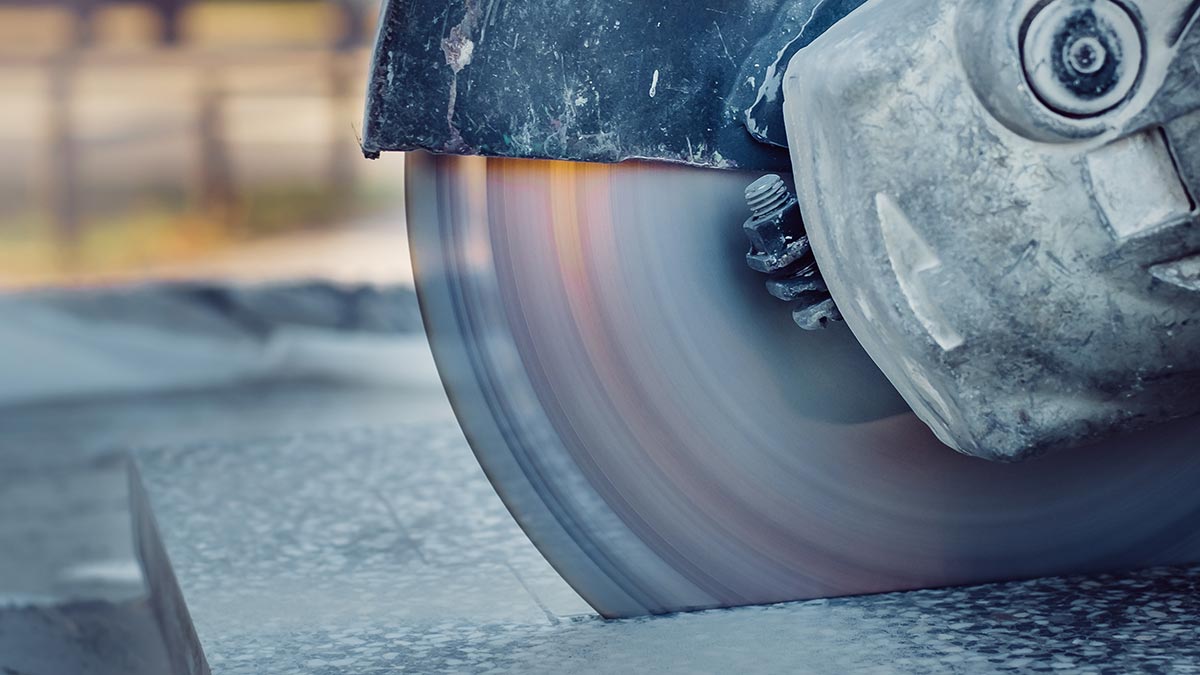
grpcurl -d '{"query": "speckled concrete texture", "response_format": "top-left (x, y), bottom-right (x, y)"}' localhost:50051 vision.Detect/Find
top-left (134, 409), bottom-right (1200, 674)
top-left (6, 379), bottom-right (1200, 673)
top-left (136, 423), bottom-right (589, 631)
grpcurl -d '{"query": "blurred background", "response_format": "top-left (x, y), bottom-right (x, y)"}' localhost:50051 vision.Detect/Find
top-left (0, 0), bottom-right (407, 289)
top-left (0, 0), bottom-right (431, 407)
top-left (0, 8), bottom-right (575, 669)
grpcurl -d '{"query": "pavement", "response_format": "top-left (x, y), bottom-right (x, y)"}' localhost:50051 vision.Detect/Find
top-left (3, 285), bottom-right (1200, 674)
top-left (0, 282), bottom-right (432, 407)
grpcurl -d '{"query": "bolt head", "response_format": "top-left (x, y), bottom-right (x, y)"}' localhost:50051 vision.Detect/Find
top-left (1021, 0), bottom-right (1143, 118)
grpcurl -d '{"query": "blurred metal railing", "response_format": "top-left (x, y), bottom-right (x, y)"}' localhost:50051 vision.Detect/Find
top-left (0, 1), bottom-right (380, 280)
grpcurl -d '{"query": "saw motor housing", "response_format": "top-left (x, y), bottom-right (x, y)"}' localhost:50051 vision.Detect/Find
top-left (783, 0), bottom-right (1200, 460)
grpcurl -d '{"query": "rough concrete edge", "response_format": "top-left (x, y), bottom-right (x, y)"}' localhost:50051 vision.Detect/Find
top-left (127, 459), bottom-right (212, 675)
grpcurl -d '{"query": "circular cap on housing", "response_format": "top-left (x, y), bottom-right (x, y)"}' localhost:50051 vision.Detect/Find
top-left (1022, 0), bottom-right (1143, 118)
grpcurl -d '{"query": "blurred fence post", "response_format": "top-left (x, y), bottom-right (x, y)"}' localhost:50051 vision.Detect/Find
top-left (327, 0), bottom-right (366, 194)
top-left (46, 50), bottom-right (81, 269)
top-left (73, 0), bottom-right (97, 47)
top-left (159, 0), bottom-right (186, 45)
top-left (327, 50), bottom-right (356, 193)
top-left (12, 0), bottom-right (380, 285)
top-left (195, 71), bottom-right (237, 228)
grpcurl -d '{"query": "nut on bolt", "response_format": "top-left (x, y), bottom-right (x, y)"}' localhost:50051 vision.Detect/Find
top-left (741, 175), bottom-right (841, 331)
top-left (743, 175), bottom-right (810, 274)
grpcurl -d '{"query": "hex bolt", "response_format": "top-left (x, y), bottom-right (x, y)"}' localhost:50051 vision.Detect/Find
top-left (743, 175), bottom-right (807, 272)
top-left (745, 174), bottom-right (791, 220)
top-left (739, 174), bottom-right (841, 331)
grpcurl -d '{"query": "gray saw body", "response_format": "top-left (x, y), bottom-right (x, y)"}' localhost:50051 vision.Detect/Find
top-left (365, 0), bottom-right (1200, 617)
top-left (783, 0), bottom-right (1200, 459)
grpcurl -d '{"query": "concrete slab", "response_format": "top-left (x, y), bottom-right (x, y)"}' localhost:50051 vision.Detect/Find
top-left (0, 453), bottom-right (207, 674)
top-left (133, 414), bottom-right (1200, 675)
top-left (134, 421), bottom-right (591, 633)
top-left (4, 373), bottom-right (1200, 674)
top-left (158, 566), bottom-right (1200, 675)
top-left (0, 455), bottom-right (140, 606)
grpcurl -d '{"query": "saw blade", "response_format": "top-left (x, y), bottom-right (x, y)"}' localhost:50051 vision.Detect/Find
top-left (405, 151), bottom-right (1200, 619)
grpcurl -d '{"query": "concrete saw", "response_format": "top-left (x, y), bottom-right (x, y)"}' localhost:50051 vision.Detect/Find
top-left (404, 151), bottom-right (1200, 618)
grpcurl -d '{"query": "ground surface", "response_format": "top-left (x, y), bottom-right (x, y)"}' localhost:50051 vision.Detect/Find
top-left (3, 285), bottom-right (1200, 674)
top-left (3, 379), bottom-right (1200, 674)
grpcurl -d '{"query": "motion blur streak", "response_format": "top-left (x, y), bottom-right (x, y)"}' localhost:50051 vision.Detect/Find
top-left (407, 151), bottom-right (1200, 618)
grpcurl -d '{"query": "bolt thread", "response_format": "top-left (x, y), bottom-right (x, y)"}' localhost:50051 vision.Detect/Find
top-left (745, 174), bottom-right (791, 219)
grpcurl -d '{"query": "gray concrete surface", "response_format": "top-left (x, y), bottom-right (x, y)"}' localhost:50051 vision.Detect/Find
top-left (4, 380), bottom-right (1199, 674)
top-left (0, 448), bottom-right (176, 675)
top-left (0, 283), bottom-right (434, 407)
top-left (3, 284), bottom-right (1200, 673)
top-left (0, 599), bottom-right (174, 675)
top-left (0, 445), bottom-right (205, 674)
top-left (0, 454), bottom-right (141, 607)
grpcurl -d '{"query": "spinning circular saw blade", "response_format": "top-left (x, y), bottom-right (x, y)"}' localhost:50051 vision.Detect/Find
top-left (405, 152), bottom-right (1200, 619)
